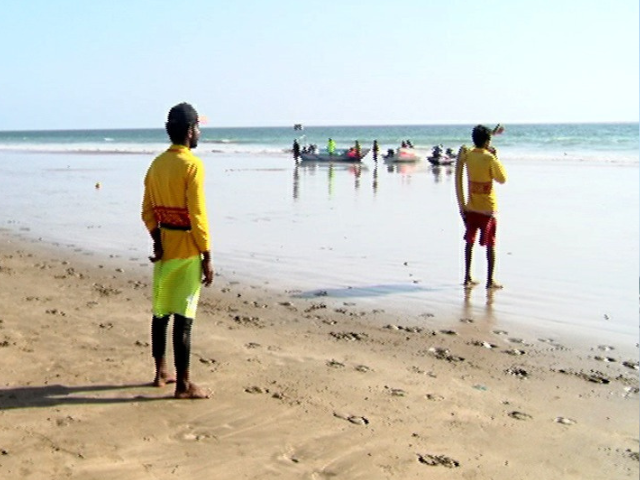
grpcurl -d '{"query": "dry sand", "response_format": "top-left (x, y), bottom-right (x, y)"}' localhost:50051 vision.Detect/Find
top-left (0, 231), bottom-right (637, 479)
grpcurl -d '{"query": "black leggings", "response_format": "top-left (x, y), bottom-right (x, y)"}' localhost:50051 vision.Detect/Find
top-left (151, 315), bottom-right (193, 371)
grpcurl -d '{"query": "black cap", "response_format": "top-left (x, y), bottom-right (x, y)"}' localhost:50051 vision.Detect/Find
top-left (167, 102), bottom-right (198, 126)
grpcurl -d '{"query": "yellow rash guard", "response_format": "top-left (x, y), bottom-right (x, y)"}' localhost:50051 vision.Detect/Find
top-left (142, 144), bottom-right (210, 259)
top-left (455, 146), bottom-right (507, 214)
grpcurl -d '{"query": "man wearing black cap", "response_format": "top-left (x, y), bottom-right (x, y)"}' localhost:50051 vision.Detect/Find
top-left (141, 102), bottom-right (213, 399)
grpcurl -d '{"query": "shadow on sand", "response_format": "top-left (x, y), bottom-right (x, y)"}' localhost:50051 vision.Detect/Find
top-left (0, 383), bottom-right (170, 410)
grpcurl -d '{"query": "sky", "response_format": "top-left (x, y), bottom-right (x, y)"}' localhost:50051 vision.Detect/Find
top-left (0, 0), bottom-right (638, 130)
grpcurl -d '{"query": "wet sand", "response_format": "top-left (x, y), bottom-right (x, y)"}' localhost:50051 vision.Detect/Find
top-left (1, 151), bottom-right (638, 352)
top-left (0, 230), bottom-right (637, 479)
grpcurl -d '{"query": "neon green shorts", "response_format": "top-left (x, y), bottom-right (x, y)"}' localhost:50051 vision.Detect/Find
top-left (152, 256), bottom-right (202, 319)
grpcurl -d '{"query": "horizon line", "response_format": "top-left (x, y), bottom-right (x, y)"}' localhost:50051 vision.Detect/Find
top-left (0, 120), bottom-right (638, 134)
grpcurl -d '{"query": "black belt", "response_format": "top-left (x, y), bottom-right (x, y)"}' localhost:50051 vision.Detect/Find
top-left (159, 223), bottom-right (191, 231)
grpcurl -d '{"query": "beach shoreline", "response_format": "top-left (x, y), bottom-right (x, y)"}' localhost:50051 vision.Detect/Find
top-left (0, 228), bottom-right (637, 479)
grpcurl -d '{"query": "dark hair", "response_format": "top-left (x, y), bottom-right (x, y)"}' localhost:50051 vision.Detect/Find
top-left (472, 124), bottom-right (492, 148)
top-left (165, 102), bottom-right (198, 144)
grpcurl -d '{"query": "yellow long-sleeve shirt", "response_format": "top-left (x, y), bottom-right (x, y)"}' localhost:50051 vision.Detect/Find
top-left (142, 144), bottom-right (210, 260)
top-left (455, 146), bottom-right (507, 214)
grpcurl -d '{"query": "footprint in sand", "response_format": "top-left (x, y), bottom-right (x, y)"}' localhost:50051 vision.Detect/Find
top-left (508, 411), bottom-right (532, 420)
top-left (245, 386), bottom-right (269, 394)
top-left (93, 284), bottom-right (122, 297)
top-left (594, 355), bottom-right (616, 363)
top-left (597, 345), bottom-right (615, 352)
top-left (326, 359), bottom-right (345, 368)
top-left (329, 331), bottom-right (368, 341)
top-left (0, 266), bottom-right (14, 275)
top-left (577, 372), bottom-right (610, 384)
top-left (333, 412), bottom-right (369, 425)
top-left (504, 348), bottom-right (526, 356)
top-left (182, 432), bottom-right (214, 441)
top-left (470, 340), bottom-right (498, 349)
top-left (505, 366), bottom-right (529, 378)
top-left (385, 387), bottom-right (406, 397)
top-left (198, 357), bottom-right (217, 366)
top-left (429, 347), bottom-right (464, 363)
top-left (385, 324), bottom-right (428, 334)
top-left (439, 329), bottom-right (458, 336)
top-left (54, 415), bottom-right (79, 427)
top-left (425, 393), bottom-right (445, 401)
top-left (624, 450), bottom-right (639, 462)
top-left (417, 454), bottom-right (460, 468)
top-left (304, 303), bottom-right (327, 313)
top-left (233, 315), bottom-right (264, 328)
top-left (554, 417), bottom-right (576, 425)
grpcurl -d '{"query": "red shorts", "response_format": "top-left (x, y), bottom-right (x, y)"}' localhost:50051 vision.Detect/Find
top-left (464, 211), bottom-right (497, 247)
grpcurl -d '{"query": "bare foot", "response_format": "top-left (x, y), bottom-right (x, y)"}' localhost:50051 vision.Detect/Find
top-left (486, 282), bottom-right (504, 290)
top-left (152, 372), bottom-right (176, 387)
top-left (463, 279), bottom-right (480, 289)
top-left (174, 383), bottom-right (210, 399)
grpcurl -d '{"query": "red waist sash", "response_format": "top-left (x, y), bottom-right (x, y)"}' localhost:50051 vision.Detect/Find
top-left (154, 206), bottom-right (191, 230)
top-left (469, 181), bottom-right (492, 195)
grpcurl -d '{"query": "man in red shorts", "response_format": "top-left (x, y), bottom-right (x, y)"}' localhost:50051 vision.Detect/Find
top-left (455, 124), bottom-right (507, 289)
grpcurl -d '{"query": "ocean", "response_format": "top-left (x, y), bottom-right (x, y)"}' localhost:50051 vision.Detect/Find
top-left (0, 122), bottom-right (638, 163)
top-left (0, 123), bottom-right (638, 353)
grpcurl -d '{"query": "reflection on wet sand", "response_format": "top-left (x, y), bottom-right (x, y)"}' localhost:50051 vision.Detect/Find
top-left (430, 165), bottom-right (454, 183)
top-left (372, 163), bottom-right (379, 195)
top-left (292, 163), bottom-right (300, 200)
top-left (293, 161), bottom-right (367, 199)
top-left (292, 160), bottom-right (455, 200)
top-left (461, 286), bottom-right (498, 337)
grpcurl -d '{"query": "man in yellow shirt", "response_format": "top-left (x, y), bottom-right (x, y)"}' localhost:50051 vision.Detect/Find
top-left (455, 125), bottom-right (507, 289)
top-left (142, 102), bottom-right (213, 399)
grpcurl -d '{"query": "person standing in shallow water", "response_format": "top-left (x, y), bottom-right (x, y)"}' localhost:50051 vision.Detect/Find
top-left (141, 102), bottom-right (214, 399)
top-left (455, 124), bottom-right (507, 290)
top-left (327, 138), bottom-right (336, 156)
top-left (292, 139), bottom-right (300, 162)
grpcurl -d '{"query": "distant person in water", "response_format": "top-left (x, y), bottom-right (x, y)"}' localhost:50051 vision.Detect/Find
top-left (372, 140), bottom-right (379, 162)
top-left (327, 138), bottom-right (336, 155)
top-left (292, 139), bottom-right (300, 162)
top-left (141, 102), bottom-right (214, 399)
top-left (455, 124), bottom-right (507, 290)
